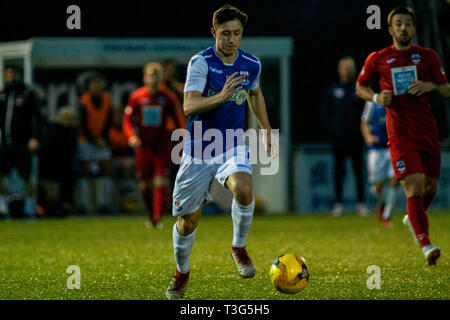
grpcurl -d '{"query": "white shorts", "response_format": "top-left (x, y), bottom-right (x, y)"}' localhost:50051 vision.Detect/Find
top-left (367, 148), bottom-right (395, 183)
top-left (172, 145), bottom-right (252, 216)
top-left (77, 141), bottom-right (112, 161)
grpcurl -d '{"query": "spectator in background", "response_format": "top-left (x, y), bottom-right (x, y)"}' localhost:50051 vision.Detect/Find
top-left (108, 107), bottom-right (137, 212)
top-left (321, 56), bottom-right (369, 217)
top-left (160, 59), bottom-right (185, 103)
top-left (77, 75), bottom-right (113, 214)
top-left (37, 106), bottom-right (78, 217)
top-left (123, 62), bottom-right (181, 229)
top-left (0, 66), bottom-right (41, 218)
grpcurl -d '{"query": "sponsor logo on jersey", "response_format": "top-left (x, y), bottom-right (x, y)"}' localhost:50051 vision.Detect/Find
top-left (190, 57), bottom-right (199, 66)
top-left (411, 53), bottom-right (420, 64)
top-left (386, 58), bottom-right (396, 64)
top-left (396, 160), bottom-right (406, 173)
top-left (209, 67), bottom-right (223, 74)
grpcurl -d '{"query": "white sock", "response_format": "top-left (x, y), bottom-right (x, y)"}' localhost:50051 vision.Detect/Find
top-left (382, 186), bottom-right (398, 220)
top-left (231, 198), bottom-right (255, 248)
top-left (173, 223), bottom-right (196, 274)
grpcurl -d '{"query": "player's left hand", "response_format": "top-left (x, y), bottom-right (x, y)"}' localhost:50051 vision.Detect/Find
top-left (262, 130), bottom-right (279, 158)
top-left (408, 81), bottom-right (436, 96)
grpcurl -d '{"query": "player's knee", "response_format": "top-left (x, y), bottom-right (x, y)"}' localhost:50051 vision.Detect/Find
top-left (231, 183), bottom-right (253, 205)
top-left (402, 181), bottom-right (424, 197)
top-left (177, 216), bottom-right (198, 236)
top-left (390, 177), bottom-right (399, 188)
top-left (424, 183), bottom-right (437, 196)
top-left (374, 183), bottom-right (384, 194)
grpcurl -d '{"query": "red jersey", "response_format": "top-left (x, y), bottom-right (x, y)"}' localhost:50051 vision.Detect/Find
top-left (123, 86), bottom-right (179, 150)
top-left (357, 44), bottom-right (447, 141)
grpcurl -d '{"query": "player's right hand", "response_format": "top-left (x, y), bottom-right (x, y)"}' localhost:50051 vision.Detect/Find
top-left (376, 90), bottom-right (392, 106)
top-left (220, 72), bottom-right (246, 102)
top-left (365, 135), bottom-right (379, 146)
top-left (128, 135), bottom-right (141, 148)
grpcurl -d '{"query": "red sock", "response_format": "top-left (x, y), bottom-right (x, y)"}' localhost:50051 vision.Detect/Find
top-left (423, 194), bottom-right (434, 211)
top-left (141, 186), bottom-right (153, 221)
top-left (406, 196), bottom-right (430, 247)
top-left (152, 186), bottom-right (165, 223)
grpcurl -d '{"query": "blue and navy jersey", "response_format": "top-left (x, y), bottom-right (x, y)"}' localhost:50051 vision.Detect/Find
top-left (183, 46), bottom-right (261, 157)
top-left (361, 101), bottom-right (388, 149)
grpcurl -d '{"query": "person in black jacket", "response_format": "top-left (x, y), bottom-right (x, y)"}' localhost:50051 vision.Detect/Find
top-left (37, 106), bottom-right (78, 217)
top-left (321, 56), bottom-right (369, 217)
top-left (0, 66), bottom-right (41, 217)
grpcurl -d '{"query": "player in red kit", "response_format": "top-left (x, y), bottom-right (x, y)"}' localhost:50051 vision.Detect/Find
top-left (356, 7), bottom-right (450, 266)
top-left (123, 62), bottom-right (181, 229)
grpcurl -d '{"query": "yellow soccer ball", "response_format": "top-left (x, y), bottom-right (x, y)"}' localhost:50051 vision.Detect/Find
top-left (270, 253), bottom-right (310, 294)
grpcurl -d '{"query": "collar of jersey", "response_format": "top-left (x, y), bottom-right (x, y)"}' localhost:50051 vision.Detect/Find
top-left (212, 46), bottom-right (241, 66)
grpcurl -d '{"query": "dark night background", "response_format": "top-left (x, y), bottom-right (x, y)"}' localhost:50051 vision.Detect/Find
top-left (1, 0), bottom-right (449, 144)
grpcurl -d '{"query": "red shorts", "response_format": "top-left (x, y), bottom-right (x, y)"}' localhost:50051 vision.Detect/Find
top-left (389, 137), bottom-right (441, 179)
top-left (135, 146), bottom-right (170, 181)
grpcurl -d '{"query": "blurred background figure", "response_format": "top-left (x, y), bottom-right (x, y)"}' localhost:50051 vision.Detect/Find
top-left (77, 74), bottom-right (113, 214)
top-left (37, 106), bottom-right (78, 218)
top-left (160, 59), bottom-right (185, 103)
top-left (159, 59), bottom-right (187, 211)
top-left (361, 101), bottom-right (401, 228)
top-left (321, 56), bottom-right (369, 217)
top-left (0, 65), bottom-right (41, 218)
top-left (108, 107), bottom-right (138, 213)
top-left (123, 62), bottom-right (181, 229)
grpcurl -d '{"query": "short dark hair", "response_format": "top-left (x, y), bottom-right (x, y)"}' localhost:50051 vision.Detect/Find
top-left (212, 4), bottom-right (248, 29)
top-left (387, 7), bottom-right (416, 26)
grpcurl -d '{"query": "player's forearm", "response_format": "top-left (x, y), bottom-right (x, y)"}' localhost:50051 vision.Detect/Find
top-left (360, 122), bottom-right (372, 144)
top-left (122, 107), bottom-right (136, 139)
top-left (183, 94), bottom-right (225, 116)
top-left (433, 83), bottom-right (450, 99)
top-left (248, 90), bottom-right (271, 131)
top-left (356, 83), bottom-right (376, 102)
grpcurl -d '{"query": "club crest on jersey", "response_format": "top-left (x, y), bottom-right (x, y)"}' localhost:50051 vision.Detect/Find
top-left (208, 88), bottom-right (247, 105)
top-left (396, 160), bottom-right (406, 173)
top-left (240, 71), bottom-right (250, 85)
top-left (234, 89), bottom-right (248, 105)
top-left (411, 53), bottom-right (420, 64)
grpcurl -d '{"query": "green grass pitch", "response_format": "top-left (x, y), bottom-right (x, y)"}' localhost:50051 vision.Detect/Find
top-left (0, 211), bottom-right (448, 300)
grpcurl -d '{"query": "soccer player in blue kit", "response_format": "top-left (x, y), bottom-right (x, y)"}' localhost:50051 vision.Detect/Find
top-left (166, 4), bottom-right (277, 299)
top-left (361, 101), bottom-right (400, 228)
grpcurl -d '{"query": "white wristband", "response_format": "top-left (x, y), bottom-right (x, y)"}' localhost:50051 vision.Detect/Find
top-left (372, 93), bottom-right (379, 104)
